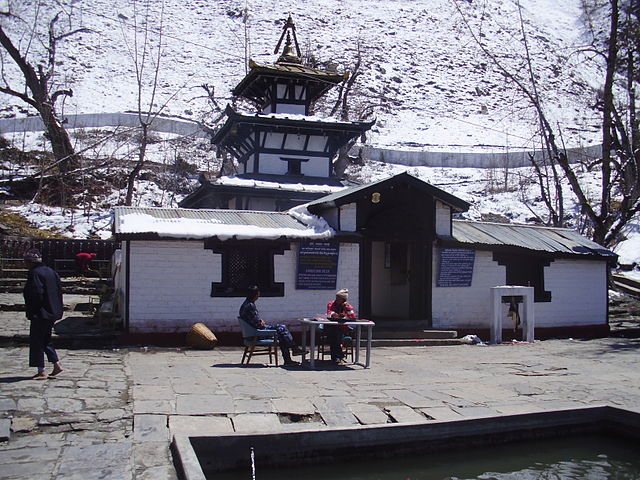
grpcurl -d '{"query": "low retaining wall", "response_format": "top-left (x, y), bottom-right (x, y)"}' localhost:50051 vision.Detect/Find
top-left (360, 143), bottom-right (602, 169)
top-left (0, 113), bottom-right (602, 169)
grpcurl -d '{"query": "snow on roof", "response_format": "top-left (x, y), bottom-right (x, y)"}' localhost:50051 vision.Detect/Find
top-left (113, 206), bottom-right (334, 241)
top-left (235, 109), bottom-right (372, 126)
top-left (214, 176), bottom-right (345, 193)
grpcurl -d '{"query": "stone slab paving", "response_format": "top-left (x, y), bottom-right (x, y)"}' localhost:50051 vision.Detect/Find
top-left (1, 331), bottom-right (640, 479)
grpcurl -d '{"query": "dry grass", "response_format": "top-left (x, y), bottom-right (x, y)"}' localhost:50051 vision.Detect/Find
top-left (0, 210), bottom-right (64, 238)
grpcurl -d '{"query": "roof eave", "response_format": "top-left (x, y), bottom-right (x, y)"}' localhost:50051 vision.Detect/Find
top-left (437, 235), bottom-right (618, 263)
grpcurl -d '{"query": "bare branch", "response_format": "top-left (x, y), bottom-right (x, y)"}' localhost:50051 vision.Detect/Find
top-left (51, 88), bottom-right (73, 104)
top-left (54, 27), bottom-right (92, 43)
top-left (0, 85), bottom-right (37, 107)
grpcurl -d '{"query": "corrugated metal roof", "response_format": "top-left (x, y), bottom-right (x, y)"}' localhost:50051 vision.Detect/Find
top-left (450, 220), bottom-right (616, 257)
top-left (113, 206), bottom-right (313, 239)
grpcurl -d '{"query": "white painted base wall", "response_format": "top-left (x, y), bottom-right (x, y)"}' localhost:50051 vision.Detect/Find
top-left (431, 248), bottom-right (608, 330)
top-left (122, 240), bottom-right (359, 334)
top-left (119, 240), bottom-right (607, 335)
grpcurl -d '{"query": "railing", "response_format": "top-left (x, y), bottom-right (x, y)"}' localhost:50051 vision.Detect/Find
top-left (0, 236), bottom-right (119, 278)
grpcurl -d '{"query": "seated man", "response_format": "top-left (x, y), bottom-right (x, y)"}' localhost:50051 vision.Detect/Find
top-left (326, 288), bottom-right (356, 364)
top-left (239, 285), bottom-right (304, 365)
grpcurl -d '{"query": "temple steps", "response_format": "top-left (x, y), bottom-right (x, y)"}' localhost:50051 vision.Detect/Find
top-left (367, 319), bottom-right (465, 346)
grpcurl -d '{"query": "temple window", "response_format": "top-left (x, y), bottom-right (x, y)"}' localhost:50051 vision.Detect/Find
top-left (281, 157), bottom-right (308, 175)
top-left (207, 241), bottom-right (287, 297)
top-left (493, 252), bottom-right (552, 302)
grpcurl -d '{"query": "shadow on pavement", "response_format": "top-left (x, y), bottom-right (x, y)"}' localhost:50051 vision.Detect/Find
top-left (211, 363), bottom-right (273, 368)
top-left (54, 316), bottom-right (100, 335)
top-left (0, 375), bottom-right (33, 383)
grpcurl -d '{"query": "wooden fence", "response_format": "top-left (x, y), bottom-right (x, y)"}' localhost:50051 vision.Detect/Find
top-left (0, 236), bottom-right (119, 277)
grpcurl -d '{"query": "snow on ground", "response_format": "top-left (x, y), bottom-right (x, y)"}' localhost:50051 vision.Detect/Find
top-left (6, 157), bottom-right (640, 282)
top-left (0, 0), bottom-right (604, 149)
top-left (1, 0), bottom-right (638, 276)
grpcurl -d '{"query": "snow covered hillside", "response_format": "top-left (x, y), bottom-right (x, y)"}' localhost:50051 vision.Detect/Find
top-left (1, 0), bottom-right (638, 272)
top-left (1, 0), bottom-right (603, 149)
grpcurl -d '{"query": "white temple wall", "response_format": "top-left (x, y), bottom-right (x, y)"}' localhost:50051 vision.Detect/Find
top-left (431, 248), bottom-right (608, 331)
top-left (259, 153), bottom-right (330, 177)
top-left (431, 249), bottom-right (504, 329)
top-left (124, 240), bottom-right (359, 334)
top-left (340, 203), bottom-right (357, 231)
top-left (274, 103), bottom-right (305, 115)
top-left (435, 201), bottom-right (451, 236)
top-left (532, 259), bottom-right (607, 327)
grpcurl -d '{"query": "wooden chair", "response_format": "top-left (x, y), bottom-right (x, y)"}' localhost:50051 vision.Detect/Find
top-left (317, 326), bottom-right (354, 362)
top-left (238, 317), bottom-right (279, 366)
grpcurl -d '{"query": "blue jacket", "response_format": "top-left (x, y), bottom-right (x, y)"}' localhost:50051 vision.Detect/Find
top-left (23, 264), bottom-right (63, 321)
top-left (239, 299), bottom-right (262, 329)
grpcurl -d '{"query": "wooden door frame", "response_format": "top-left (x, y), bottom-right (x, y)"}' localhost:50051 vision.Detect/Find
top-left (359, 236), bottom-right (432, 324)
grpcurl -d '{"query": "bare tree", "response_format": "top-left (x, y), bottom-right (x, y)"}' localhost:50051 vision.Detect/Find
top-left (455, 0), bottom-right (640, 247)
top-left (0, 6), bottom-right (88, 174)
top-left (120, 0), bottom-right (179, 206)
top-left (308, 40), bottom-right (376, 178)
top-left (574, 0), bottom-right (640, 246)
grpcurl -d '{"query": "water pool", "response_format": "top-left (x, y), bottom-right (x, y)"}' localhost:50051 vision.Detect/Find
top-left (174, 406), bottom-right (640, 480)
top-left (228, 433), bottom-right (639, 480)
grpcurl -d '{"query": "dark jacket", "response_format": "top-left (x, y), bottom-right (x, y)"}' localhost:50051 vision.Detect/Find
top-left (239, 299), bottom-right (262, 329)
top-left (23, 264), bottom-right (63, 321)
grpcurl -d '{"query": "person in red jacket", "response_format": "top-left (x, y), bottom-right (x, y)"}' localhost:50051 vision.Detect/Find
top-left (75, 252), bottom-right (99, 277)
top-left (326, 288), bottom-right (356, 364)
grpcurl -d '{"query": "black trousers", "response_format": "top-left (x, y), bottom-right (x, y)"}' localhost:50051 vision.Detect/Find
top-left (29, 319), bottom-right (59, 368)
top-left (326, 325), bottom-right (345, 360)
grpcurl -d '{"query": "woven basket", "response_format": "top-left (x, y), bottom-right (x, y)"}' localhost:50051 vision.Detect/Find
top-left (186, 323), bottom-right (218, 349)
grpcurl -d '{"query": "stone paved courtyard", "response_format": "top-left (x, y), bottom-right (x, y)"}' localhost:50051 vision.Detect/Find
top-left (1, 330), bottom-right (639, 479)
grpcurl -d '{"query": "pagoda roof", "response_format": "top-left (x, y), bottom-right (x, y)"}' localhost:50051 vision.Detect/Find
top-left (232, 60), bottom-right (347, 104)
top-left (211, 105), bottom-right (374, 146)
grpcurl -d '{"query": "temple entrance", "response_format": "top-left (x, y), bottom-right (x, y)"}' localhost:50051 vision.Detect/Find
top-left (306, 172), bottom-right (471, 329)
top-left (355, 179), bottom-right (434, 326)
top-left (370, 241), bottom-right (411, 318)
top-left (364, 238), bottom-right (431, 324)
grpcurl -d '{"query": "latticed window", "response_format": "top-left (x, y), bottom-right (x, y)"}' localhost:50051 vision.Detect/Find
top-left (207, 241), bottom-right (287, 297)
top-left (494, 252), bottom-right (552, 302)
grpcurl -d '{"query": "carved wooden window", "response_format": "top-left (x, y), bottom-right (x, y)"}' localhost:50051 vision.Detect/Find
top-left (493, 252), bottom-right (552, 302)
top-left (207, 241), bottom-right (287, 297)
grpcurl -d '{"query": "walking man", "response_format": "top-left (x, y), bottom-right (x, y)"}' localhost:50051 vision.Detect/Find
top-left (23, 249), bottom-right (63, 380)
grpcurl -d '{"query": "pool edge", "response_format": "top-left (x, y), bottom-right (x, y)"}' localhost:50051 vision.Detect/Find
top-left (172, 405), bottom-right (640, 480)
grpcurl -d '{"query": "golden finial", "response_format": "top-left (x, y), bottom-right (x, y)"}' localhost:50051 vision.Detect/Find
top-left (274, 14), bottom-right (302, 64)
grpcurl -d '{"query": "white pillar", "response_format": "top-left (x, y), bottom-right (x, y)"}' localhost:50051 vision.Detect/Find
top-left (490, 286), bottom-right (535, 344)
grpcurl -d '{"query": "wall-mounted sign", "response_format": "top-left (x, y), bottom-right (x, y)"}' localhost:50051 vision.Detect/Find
top-left (296, 241), bottom-right (340, 290)
top-left (437, 248), bottom-right (475, 287)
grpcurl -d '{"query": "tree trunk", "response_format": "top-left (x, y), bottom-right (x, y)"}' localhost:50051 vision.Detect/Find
top-left (38, 102), bottom-right (77, 171)
top-left (597, 0), bottom-right (619, 245)
top-left (0, 25), bottom-right (78, 173)
top-left (125, 123), bottom-right (148, 206)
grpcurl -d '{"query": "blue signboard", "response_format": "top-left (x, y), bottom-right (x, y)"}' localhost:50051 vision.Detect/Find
top-left (296, 241), bottom-right (340, 290)
top-left (437, 248), bottom-right (475, 287)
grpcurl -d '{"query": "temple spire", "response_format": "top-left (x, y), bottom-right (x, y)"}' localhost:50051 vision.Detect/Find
top-left (274, 15), bottom-right (302, 64)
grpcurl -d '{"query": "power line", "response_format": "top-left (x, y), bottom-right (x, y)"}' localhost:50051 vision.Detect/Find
top-left (87, 9), bottom-right (247, 61)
